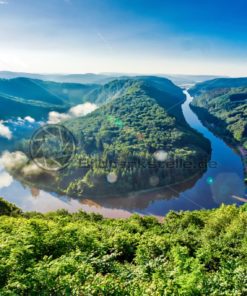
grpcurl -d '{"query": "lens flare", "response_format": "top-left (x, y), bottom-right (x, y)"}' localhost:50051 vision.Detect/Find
top-left (206, 176), bottom-right (214, 185)
top-left (107, 172), bottom-right (118, 183)
top-left (154, 150), bottom-right (168, 162)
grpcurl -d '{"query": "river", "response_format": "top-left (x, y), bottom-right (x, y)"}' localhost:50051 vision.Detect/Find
top-left (0, 90), bottom-right (246, 217)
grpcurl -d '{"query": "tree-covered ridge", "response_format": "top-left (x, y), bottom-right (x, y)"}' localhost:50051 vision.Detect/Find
top-left (0, 197), bottom-right (22, 216)
top-left (0, 71), bottom-right (117, 85)
top-left (189, 77), bottom-right (247, 95)
top-left (66, 78), bottom-right (208, 154)
top-left (84, 76), bottom-right (185, 106)
top-left (0, 77), bottom-right (99, 120)
top-left (59, 78), bottom-right (210, 195)
top-left (190, 79), bottom-right (247, 148)
top-left (0, 199), bottom-right (247, 295)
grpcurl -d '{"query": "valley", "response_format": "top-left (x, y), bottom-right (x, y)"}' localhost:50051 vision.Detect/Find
top-left (190, 78), bottom-right (247, 182)
top-left (2, 1), bottom-right (247, 294)
top-left (0, 77), bottom-right (99, 120)
top-left (0, 75), bottom-right (245, 216)
top-left (7, 76), bottom-right (211, 198)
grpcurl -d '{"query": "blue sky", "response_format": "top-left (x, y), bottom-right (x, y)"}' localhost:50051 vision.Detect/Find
top-left (0, 0), bottom-right (247, 76)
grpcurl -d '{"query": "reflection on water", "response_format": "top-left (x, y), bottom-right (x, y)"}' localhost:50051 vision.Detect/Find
top-left (0, 90), bottom-right (246, 217)
top-left (0, 170), bottom-right (13, 189)
top-left (0, 177), bottom-right (133, 218)
top-left (0, 167), bottom-right (200, 218)
top-left (210, 173), bottom-right (244, 204)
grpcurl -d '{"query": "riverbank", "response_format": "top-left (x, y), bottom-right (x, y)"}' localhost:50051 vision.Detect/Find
top-left (0, 91), bottom-right (245, 216)
top-left (189, 103), bottom-right (247, 184)
top-left (238, 146), bottom-right (247, 183)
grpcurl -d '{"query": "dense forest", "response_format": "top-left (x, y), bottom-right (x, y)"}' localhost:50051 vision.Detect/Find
top-left (1, 76), bottom-right (211, 197)
top-left (55, 77), bottom-right (210, 195)
top-left (0, 197), bottom-right (247, 295)
top-left (0, 77), bottom-right (99, 120)
top-left (189, 78), bottom-right (247, 148)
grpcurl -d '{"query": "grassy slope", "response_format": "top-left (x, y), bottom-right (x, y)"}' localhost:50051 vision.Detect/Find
top-left (0, 198), bottom-right (247, 295)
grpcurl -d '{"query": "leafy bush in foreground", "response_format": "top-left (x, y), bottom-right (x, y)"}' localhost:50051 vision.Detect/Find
top-left (0, 200), bottom-right (247, 295)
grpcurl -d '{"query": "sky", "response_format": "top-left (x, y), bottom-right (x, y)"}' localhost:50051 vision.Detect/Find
top-left (0, 0), bottom-right (247, 76)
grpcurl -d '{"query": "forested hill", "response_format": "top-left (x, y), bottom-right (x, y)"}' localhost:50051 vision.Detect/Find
top-left (85, 76), bottom-right (184, 105)
top-left (59, 77), bottom-right (210, 196)
top-left (0, 71), bottom-right (221, 85)
top-left (189, 78), bottom-right (247, 148)
top-left (189, 77), bottom-right (247, 96)
top-left (0, 75), bottom-right (184, 121)
top-left (9, 76), bottom-right (211, 195)
top-left (0, 77), bottom-right (99, 120)
top-left (0, 71), bottom-right (116, 85)
top-left (0, 197), bottom-right (247, 295)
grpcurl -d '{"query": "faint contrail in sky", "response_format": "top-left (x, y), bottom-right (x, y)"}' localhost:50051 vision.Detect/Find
top-left (97, 32), bottom-right (114, 53)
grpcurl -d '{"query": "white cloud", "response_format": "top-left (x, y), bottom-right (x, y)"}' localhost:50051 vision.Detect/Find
top-left (22, 162), bottom-right (43, 177)
top-left (48, 102), bottom-right (97, 124)
top-left (0, 171), bottom-right (13, 188)
top-left (0, 151), bottom-right (45, 178)
top-left (69, 103), bottom-right (97, 117)
top-left (0, 122), bottom-right (12, 140)
top-left (0, 1), bottom-right (8, 4)
top-left (0, 151), bottom-right (28, 171)
top-left (48, 111), bottom-right (71, 124)
top-left (24, 116), bottom-right (35, 123)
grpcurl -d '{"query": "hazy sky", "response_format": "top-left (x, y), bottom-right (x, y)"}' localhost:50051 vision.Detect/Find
top-left (1, 0), bottom-right (247, 76)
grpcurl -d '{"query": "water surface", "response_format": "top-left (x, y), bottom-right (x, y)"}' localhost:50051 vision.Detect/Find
top-left (0, 90), bottom-right (245, 217)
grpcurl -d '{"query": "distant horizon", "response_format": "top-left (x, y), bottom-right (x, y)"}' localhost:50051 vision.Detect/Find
top-left (0, 69), bottom-right (244, 78)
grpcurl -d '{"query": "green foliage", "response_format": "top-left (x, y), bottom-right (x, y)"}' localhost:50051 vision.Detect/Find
top-left (190, 77), bottom-right (247, 95)
top-left (0, 202), bottom-right (247, 295)
top-left (0, 197), bottom-right (22, 216)
top-left (190, 79), bottom-right (247, 146)
top-left (0, 77), bottom-right (99, 120)
top-left (61, 78), bottom-right (210, 195)
top-left (12, 76), bottom-right (211, 195)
